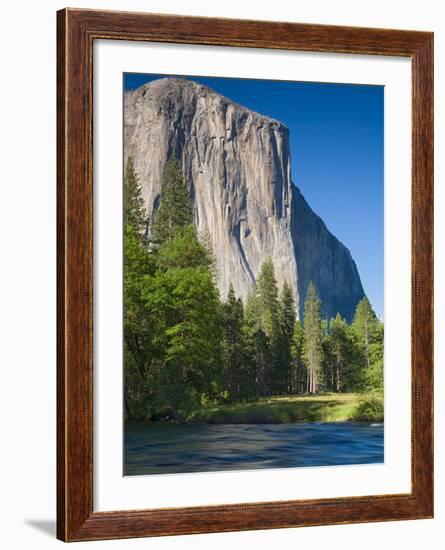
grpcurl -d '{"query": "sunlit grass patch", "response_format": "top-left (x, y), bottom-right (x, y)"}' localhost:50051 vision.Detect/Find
top-left (188, 392), bottom-right (383, 424)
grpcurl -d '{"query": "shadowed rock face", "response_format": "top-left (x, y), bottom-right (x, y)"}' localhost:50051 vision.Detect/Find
top-left (124, 77), bottom-right (365, 320)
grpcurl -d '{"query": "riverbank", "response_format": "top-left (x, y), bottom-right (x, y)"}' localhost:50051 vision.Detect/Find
top-left (188, 393), bottom-right (383, 424)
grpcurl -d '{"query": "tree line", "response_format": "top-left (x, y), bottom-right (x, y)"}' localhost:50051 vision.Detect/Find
top-left (124, 157), bottom-right (384, 423)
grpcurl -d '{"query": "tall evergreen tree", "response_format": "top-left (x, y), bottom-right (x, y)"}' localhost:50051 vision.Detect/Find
top-left (257, 259), bottom-right (280, 337)
top-left (157, 225), bottom-right (209, 271)
top-left (124, 156), bottom-right (147, 235)
top-left (244, 287), bottom-right (270, 396)
top-left (352, 296), bottom-right (376, 369)
top-left (222, 284), bottom-right (254, 401)
top-left (303, 282), bottom-right (323, 394)
top-left (244, 286), bottom-right (261, 332)
top-left (250, 329), bottom-right (273, 397)
top-left (291, 319), bottom-right (306, 393)
top-left (277, 281), bottom-right (296, 393)
top-left (151, 158), bottom-right (193, 243)
top-left (256, 259), bottom-right (281, 394)
top-left (324, 314), bottom-right (353, 392)
top-left (199, 226), bottom-right (219, 283)
top-left (352, 298), bottom-right (384, 393)
top-left (320, 318), bottom-right (331, 392)
top-left (123, 158), bottom-right (155, 419)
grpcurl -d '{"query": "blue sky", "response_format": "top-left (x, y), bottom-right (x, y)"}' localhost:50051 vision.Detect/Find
top-left (124, 74), bottom-right (384, 317)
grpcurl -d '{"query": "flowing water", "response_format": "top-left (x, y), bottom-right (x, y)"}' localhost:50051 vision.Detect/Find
top-left (124, 422), bottom-right (384, 475)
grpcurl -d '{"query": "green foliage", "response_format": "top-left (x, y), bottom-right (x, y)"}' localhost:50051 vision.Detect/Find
top-left (303, 282), bottom-right (323, 394)
top-left (244, 286), bottom-right (262, 332)
top-left (256, 259), bottom-right (283, 394)
top-left (151, 158), bottom-right (193, 243)
top-left (352, 297), bottom-right (384, 393)
top-left (291, 320), bottom-right (306, 393)
top-left (257, 258), bottom-right (280, 339)
top-left (123, 159), bottom-right (384, 422)
top-left (123, 158), bottom-right (155, 419)
top-left (352, 296), bottom-right (376, 368)
top-left (221, 285), bottom-right (256, 402)
top-left (352, 393), bottom-right (384, 422)
top-left (124, 159), bottom-right (222, 422)
top-left (142, 266), bottom-right (222, 422)
top-left (199, 226), bottom-right (219, 283)
top-left (157, 225), bottom-right (210, 271)
top-left (243, 286), bottom-right (272, 396)
top-left (276, 281), bottom-right (296, 393)
top-left (321, 313), bottom-right (360, 393)
top-left (124, 157), bottom-right (147, 234)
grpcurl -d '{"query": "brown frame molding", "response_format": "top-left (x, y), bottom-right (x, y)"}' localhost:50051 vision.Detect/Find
top-left (57, 8), bottom-right (434, 542)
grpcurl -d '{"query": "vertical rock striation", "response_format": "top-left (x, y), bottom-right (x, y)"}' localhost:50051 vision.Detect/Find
top-left (124, 77), bottom-right (364, 320)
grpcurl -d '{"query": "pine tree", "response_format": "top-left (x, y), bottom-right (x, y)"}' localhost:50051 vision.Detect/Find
top-left (124, 156), bottom-right (147, 235)
top-left (244, 286), bottom-right (262, 332)
top-left (320, 318), bottom-right (331, 391)
top-left (157, 225), bottom-right (209, 271)
top-left (244, 286), bottom-right (270, 396)
top-left (256, 259), bottom-right (281, 394)
top-left (123, 157), bottom-right (155, 419)
top-left (251, 328), bottom-right (273, 397)
top-left (352, 296), bottom-right (376, 369)
top-left (277, 281), bottom-right (296, 393)
top-left (199, 226), bottom-right (219, 283)
top-left (257, 259), bottom-right (280, 338)
top-left (151, 158), bottom-right (193, 243)
top-left (327, 314), bottom-right (350, 392)
top-left (303, 282), bottom-right (323, 394)
top-left (352, 297), bottom-right (384, 393)
top-left (291, 319), bottom-right (305, 393)
top-left (222, 284), bottom-right (249, 401)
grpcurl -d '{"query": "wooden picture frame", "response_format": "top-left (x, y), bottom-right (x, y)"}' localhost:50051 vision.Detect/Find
top-left (57, 8), bottom-right (434, 542)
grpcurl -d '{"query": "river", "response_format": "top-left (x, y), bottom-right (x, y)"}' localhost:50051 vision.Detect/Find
top-left (124, 422), bottom-right (383, 475)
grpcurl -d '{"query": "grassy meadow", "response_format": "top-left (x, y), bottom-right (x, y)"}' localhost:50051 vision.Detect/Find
top-left (188, 393), bottom-right (383, 424)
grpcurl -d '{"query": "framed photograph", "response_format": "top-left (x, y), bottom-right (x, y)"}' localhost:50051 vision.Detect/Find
top-left (57, 8), bottom-right (433, 542)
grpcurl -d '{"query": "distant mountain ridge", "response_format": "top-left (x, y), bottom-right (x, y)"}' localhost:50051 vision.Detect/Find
top-left (124, 77), bottom-right (365, 320)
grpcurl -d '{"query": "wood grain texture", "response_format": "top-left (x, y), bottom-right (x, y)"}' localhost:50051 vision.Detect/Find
top-left (57, 8), bottom-right (434, 542)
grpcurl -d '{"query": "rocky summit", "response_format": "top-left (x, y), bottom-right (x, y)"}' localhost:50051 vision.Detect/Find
top-left (124, 77), bottom-right (365, 320)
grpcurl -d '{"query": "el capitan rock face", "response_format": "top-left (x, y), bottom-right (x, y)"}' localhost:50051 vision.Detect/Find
top-left (124, 77), bottom-right (365, 321)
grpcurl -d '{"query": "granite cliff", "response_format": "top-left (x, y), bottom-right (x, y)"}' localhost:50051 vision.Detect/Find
top-left (124, 77), bottom-right (364, 321)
